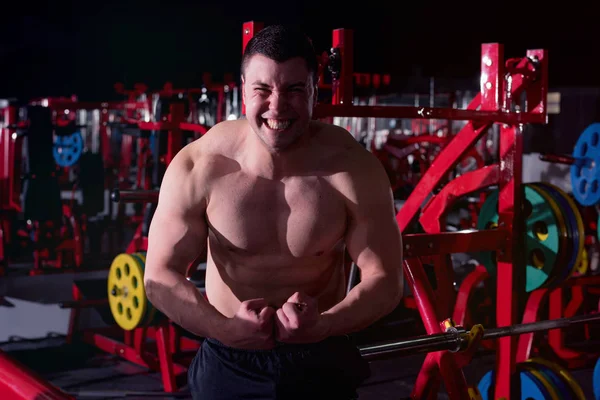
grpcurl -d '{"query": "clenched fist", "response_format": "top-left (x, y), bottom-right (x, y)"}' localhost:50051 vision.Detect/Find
top-left (275, 292), bottom-right (330, 343)
top-left (219, 298), bottom-right (276, 350)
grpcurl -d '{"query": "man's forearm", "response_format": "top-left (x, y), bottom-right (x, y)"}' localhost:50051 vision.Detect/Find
top-left (321, 273), bottom-right (402, 336)
top-left (144, 269), bottom-right (225, 338)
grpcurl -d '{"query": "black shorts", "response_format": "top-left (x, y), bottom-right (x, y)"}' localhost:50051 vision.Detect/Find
top-left (187, 336), bottom-right (371, 400)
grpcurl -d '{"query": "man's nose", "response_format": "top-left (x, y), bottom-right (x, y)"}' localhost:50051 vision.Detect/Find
top-left (268, 92), bottom-right (288, 111)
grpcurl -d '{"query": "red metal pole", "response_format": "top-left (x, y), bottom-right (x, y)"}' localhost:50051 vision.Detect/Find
top-left (166, 103), bottom-right (184, 166)
top-left (496, 125), bottom-right (525, 399)
top-left (331, 28), bottom-right (354, 106)
top-left (404, 258), bottom-right (470, 399)
top-left (100, 108), bottom-right (111, 167)
top-left (0, 349), bottom-right (75, 400)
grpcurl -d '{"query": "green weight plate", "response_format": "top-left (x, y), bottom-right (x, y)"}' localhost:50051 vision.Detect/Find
top-left (476, 190), bottom-right (500, 276)
top-left (476, 184), bottom-right (562, 292)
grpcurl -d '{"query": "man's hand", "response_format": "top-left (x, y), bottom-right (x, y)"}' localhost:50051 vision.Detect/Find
top-left (218, 298), bottom-right (276, 350)
top-left (275, 292), bottom-right (330, 343)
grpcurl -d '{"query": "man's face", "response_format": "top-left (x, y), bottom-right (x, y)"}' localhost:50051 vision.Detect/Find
top-left (242, 54), bottom-right (317, 152)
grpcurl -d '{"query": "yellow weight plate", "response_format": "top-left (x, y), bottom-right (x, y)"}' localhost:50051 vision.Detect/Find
top-left (526, 358), bottom-right (586, 400)
top-left (521, 363), bottom-right (561, 400)
top-left (107, 253), bottom-right (148, 331)
top-left (574, 247), bottom-right (588, 276)
top-left (529, 184), bottom-right (570, 288)
top-left (468, 386), bottom-right (483, 400)
top-left (543, 183), bottom-right (586, 279)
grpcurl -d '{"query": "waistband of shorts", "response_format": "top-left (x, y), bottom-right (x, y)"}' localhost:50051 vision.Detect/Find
top-left (204, 335), bottom-right (352, 353)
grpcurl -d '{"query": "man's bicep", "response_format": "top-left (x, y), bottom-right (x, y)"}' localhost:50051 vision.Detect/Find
top-left (145, 154), bottom-right (209, 277)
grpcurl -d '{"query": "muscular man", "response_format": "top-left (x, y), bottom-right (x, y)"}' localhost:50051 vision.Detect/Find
top-left (144, 25), bottom-right (404, 399)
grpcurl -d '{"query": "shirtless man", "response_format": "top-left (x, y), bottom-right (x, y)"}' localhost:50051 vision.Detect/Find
top-left (144, 25), bottom-right (404, 399)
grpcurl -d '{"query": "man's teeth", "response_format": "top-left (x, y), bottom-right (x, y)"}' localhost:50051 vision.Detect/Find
top-left (266, 119), bottom-right (291, 130)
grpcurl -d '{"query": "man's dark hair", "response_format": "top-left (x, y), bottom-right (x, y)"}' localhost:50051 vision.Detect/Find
top-left (241, 25), bottom-right (319, 85)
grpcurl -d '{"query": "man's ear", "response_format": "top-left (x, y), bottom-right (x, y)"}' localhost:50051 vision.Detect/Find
top-left (241, 74), bottom-right (246, 104)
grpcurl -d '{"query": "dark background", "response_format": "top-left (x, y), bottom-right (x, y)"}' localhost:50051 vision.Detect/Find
top-left (2, 1), bottom-right (599, 102)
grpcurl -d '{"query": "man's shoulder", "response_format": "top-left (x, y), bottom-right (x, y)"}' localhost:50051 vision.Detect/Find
top-left (168, 120), bottom-right (246, 184)
top-left (311, 121), bottom-right (382, 173)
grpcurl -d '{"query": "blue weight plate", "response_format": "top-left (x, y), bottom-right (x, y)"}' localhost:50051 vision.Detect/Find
top-left (535, 183), bottom-right (579, 286)
top-left (478, 369), bottom-right (552, 399)
top-left (594, 357), bottom-right (600, 400)
top-left (571, 123), bottom-right (600, 206)
top-left (478, 370), bottom-right (493, 400)
top-left (53, 131), bottom-right (83, 167)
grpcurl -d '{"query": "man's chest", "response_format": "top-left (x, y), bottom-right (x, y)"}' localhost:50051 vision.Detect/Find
top-left (206, 174), bottom-right (347, 256)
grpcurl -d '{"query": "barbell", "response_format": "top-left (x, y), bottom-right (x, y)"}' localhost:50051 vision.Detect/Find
top-left (359, 313), bottom-right (600, 360)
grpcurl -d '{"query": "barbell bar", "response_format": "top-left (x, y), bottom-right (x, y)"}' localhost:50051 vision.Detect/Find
top-left (359, 313), bottom-right (600, 360)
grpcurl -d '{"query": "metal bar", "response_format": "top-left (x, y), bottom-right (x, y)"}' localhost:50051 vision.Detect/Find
top-left (484, 313), bottom-right (600, 340)
top-left (396, 120), bottom-right (492, 233)
top-left (539, 153), bottom-right (575, 165)
top-left (313, 104), bottom-right (546, 123)
top-left (419, 165), bottom-right (500, 233)
top-left (59, 299), bottom-right (108, 309)
top-left (359, 313), bottom-right (600, 359)
top-left (402, 229), bottom-right (508, 258)
top-left (111, 189), bottom-right (159, 203)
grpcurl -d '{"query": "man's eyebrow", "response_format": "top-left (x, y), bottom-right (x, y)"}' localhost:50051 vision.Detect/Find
top-left (251, 81), bottom-right (270, 87)
top-left (250, 81), bottom-right (307, 88)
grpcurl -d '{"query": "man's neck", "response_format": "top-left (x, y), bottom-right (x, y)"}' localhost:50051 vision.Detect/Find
top-left (244, 127), bottom-right (311, 180)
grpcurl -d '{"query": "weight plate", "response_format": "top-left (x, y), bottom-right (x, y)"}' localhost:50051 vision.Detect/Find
top-left (477, 370), bottom-right (493, 400)
top-left (53, 131), bottom-right (83, 167)
top-left (521, 362), bottom-right (562, 400)
top-left (477, 368), bottom-right (553, 399)
top-left (107, 253), bottom-right (149, 331)
top-left (534, 183), bottom-right (578, 286)
top-left (476, 190), bottom-right (500, 277)
top-left (541, 183), bottom-right (585, 280)
top-left (529, 184), bottom-right (570, 289)
top-left (527, 358), bottom-right (586, 400)
top-left (573, 247), bottom-right (588, 276)
top-left (132, 251), bottom-right (163, 327)
top-left (571, 123), bottom-right (600, 206)
top-left (593, 357), bottom-right (600, 400)
top-left (525, 360), bottom-right (573, 400)
top-left (129, 252), bottom-right (154, 328)
top-left (468, 386), bottom-right (483, 400)
top-left (476, 185), bottom-right (562, 292)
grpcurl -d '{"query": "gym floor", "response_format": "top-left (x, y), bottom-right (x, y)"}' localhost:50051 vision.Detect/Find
top-left (1, 336), bottom-right (597, 399)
